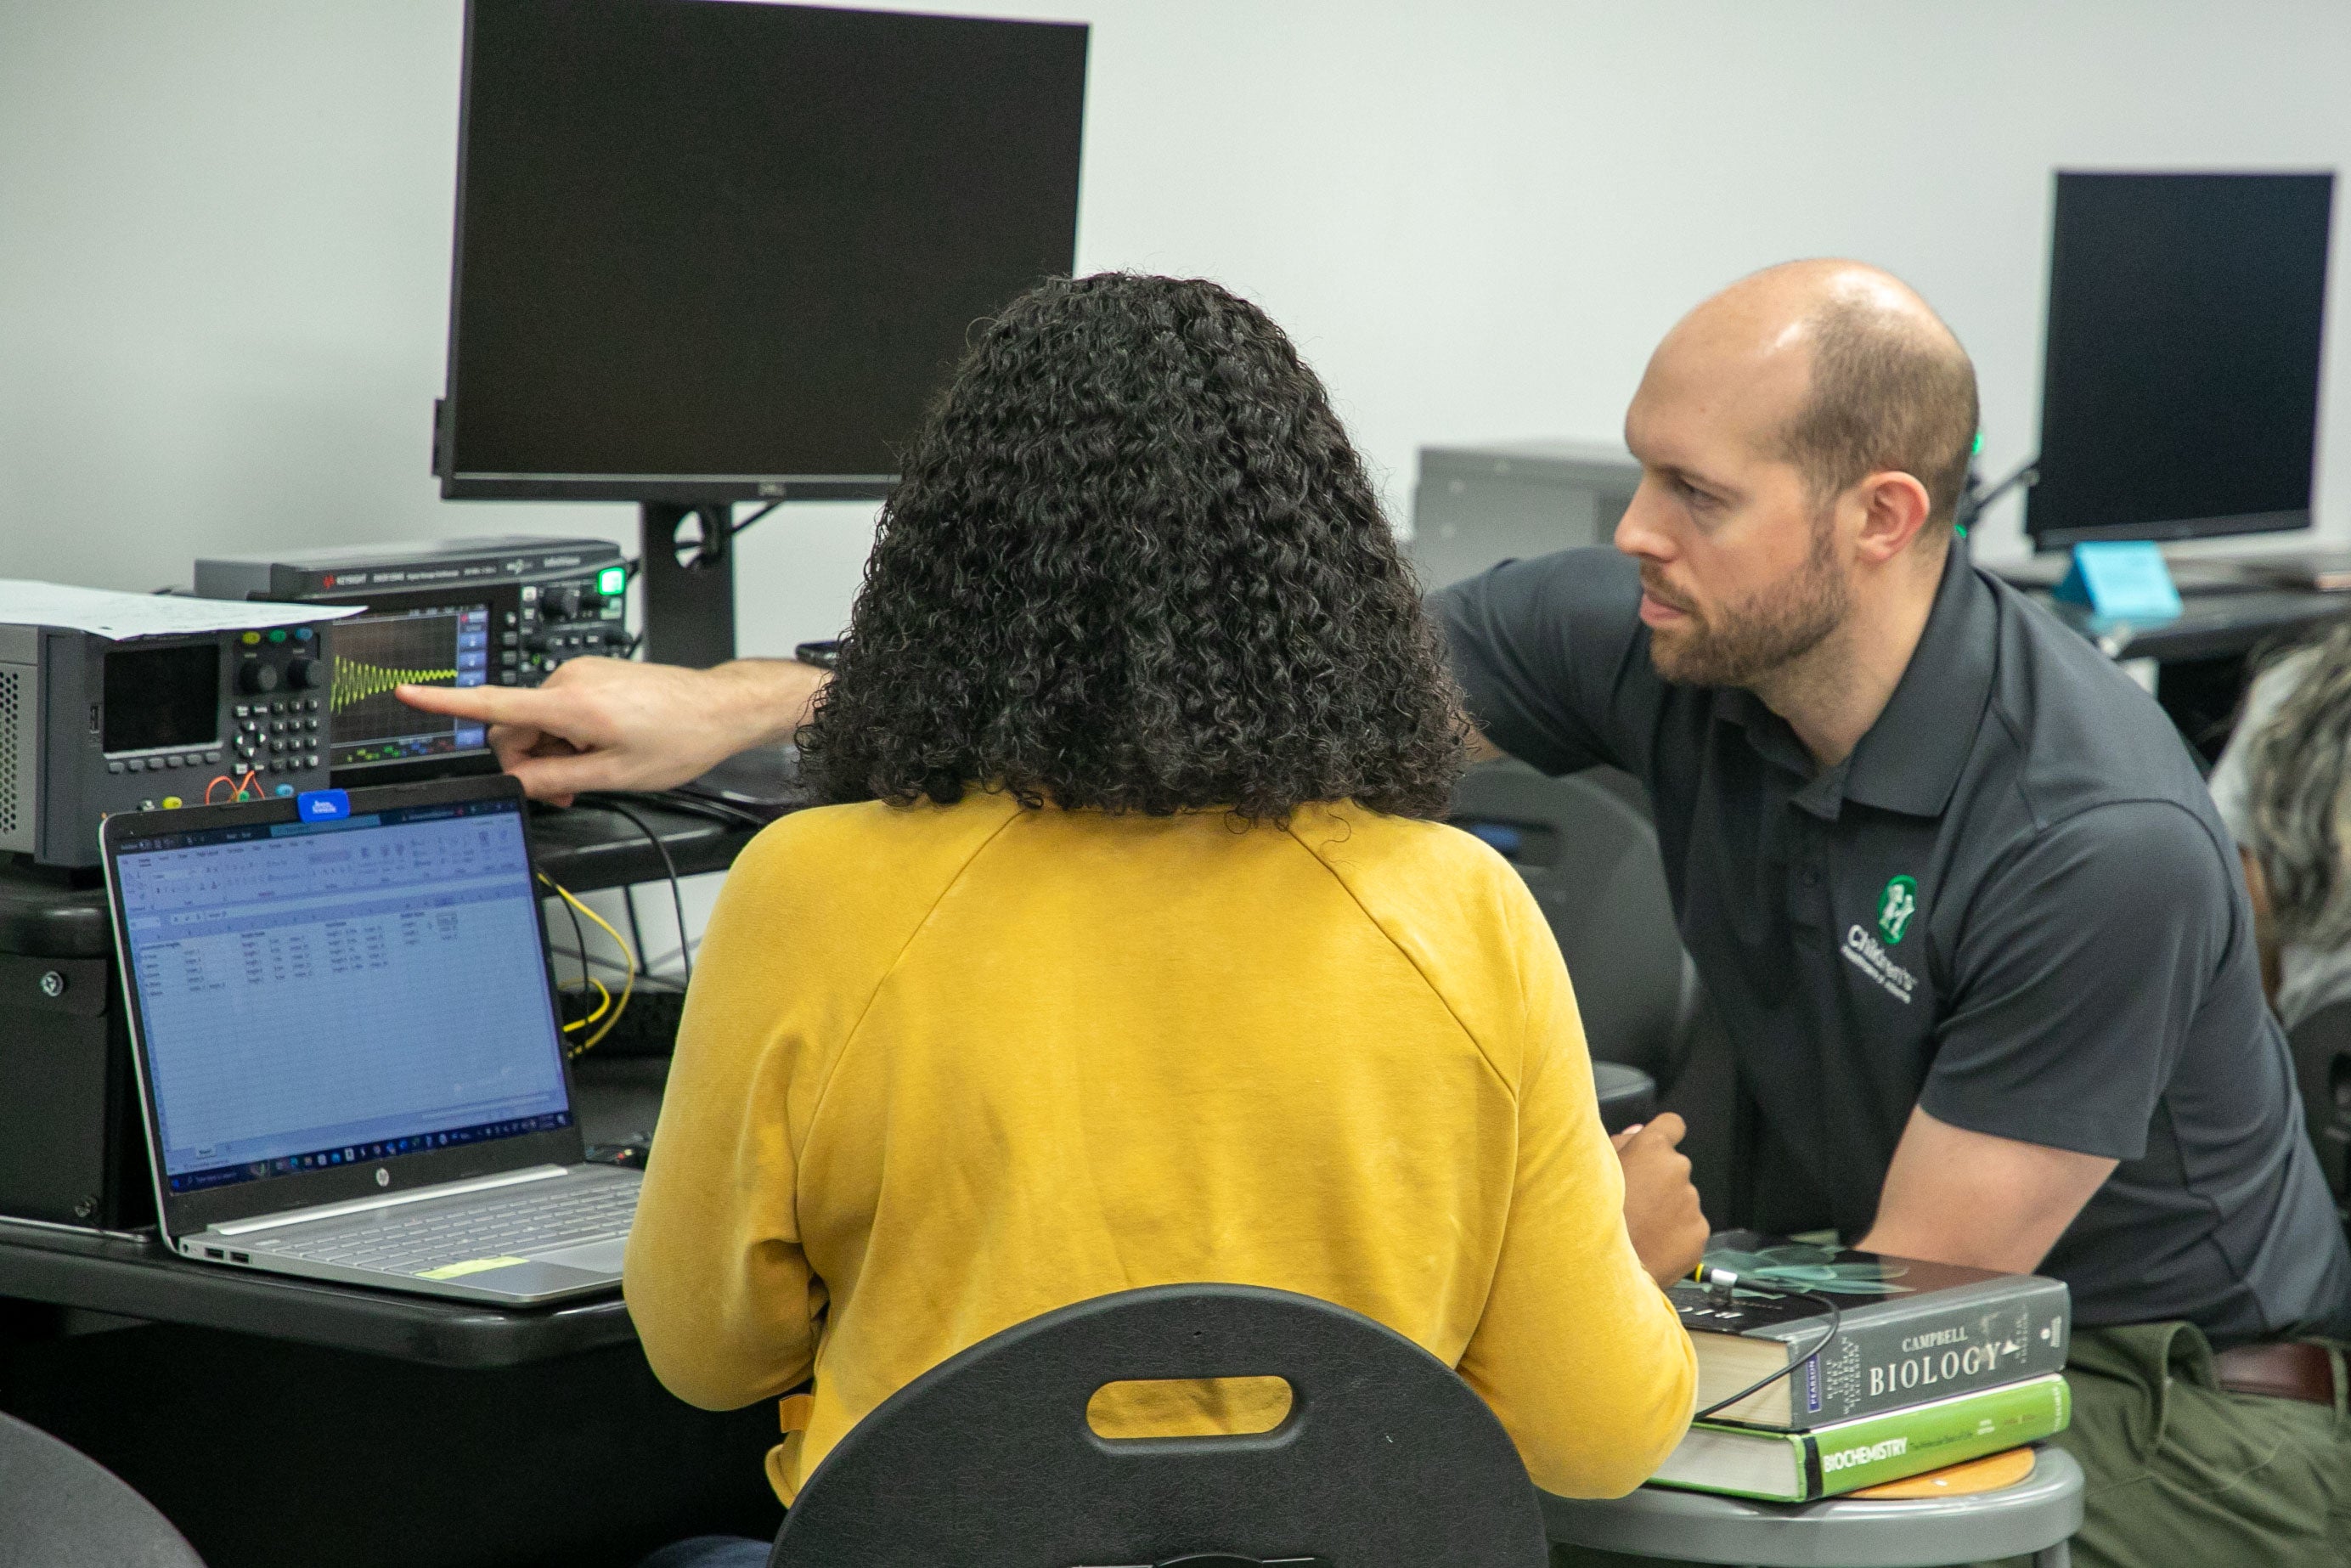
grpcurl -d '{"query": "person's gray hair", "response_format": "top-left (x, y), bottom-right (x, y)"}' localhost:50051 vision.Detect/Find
top-left (2247, 621), bottom-right (2351, 947)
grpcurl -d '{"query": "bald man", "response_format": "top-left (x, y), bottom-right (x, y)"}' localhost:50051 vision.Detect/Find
top-left (1437, 261), bottom-right (2351, 1568)
top-left (402, 263), bottom-right (2351, 1561)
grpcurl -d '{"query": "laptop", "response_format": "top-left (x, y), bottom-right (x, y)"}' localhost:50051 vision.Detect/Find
top-left (101, 773), bottom-right (640, 1306)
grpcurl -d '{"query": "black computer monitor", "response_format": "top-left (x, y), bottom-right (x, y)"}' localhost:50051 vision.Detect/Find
top-left (435, 0), bottom-right (1088, 504)
top-left (2024, 171), bottom-right (2334, 550)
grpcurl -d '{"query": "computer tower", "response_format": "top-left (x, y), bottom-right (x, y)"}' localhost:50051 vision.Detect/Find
top-left (1409, 441), bottom-right (1641, 593)
top-left (0, 881), bottom-right (150, 1230)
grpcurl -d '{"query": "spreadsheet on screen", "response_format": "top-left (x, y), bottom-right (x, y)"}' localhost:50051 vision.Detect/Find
top-left (114, 802), bottom-right (569, 1180)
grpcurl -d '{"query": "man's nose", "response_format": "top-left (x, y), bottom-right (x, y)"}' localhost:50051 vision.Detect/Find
top-left (1614, 477), bottom-right (1676, 561)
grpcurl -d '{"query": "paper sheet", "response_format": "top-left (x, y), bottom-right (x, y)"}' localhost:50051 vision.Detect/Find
top-left (0, 579), bottom-right (361, 640)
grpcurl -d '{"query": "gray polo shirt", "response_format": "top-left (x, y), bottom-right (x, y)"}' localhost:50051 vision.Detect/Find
top-left (1434, 544), bottom-right (2351, 1341)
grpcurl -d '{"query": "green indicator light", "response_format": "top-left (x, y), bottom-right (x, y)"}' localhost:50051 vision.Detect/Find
top-left (598, 567), bottom-right (628, 595)
top-left (1972, 431), bottom-right (1984, 454)
top-left (267, 629), bottom-right (287, 643)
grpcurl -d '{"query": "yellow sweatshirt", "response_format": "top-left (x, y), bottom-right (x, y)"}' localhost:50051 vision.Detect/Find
top-left (623, 793), bottom-right (1695, 1504)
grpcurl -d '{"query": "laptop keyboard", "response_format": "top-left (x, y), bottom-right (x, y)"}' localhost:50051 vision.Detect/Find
top-left (244, 1181), bottom-right (639, 1275)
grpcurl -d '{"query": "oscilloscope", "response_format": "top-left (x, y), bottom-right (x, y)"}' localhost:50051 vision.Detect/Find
top-left (195, 537), bottom-right (628, 786)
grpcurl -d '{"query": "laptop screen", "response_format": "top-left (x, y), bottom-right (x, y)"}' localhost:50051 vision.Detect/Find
top-left (112, 795), bottom-right (572, 1194)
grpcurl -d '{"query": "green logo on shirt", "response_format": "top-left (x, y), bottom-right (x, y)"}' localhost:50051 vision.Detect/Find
top-left (1877, 876), bottom-right (1919, 945)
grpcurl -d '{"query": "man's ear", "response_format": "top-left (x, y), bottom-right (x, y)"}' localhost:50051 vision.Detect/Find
top-left (1852, 470), bottom-right (1933, 564)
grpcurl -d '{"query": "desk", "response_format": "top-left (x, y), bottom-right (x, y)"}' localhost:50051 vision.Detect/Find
top-left (0, 796), bottom-right (746, 1252)
top-left (2029, 584), bottom-right (2351, 664)
top-left (0, 1216), bottom-right (635, 1368)
top-left (530, 795), bottom-right (760, 893)
top-left (2014, 579), bottom-right (2351, 762)
top-left (0, 796), bottom-right (758, 959)
top-left (0, 801), bottom-right (776, 1568)
top-left (0, 798), bottom-right (747, 1363)
top-left (0, 797), bottom-right (729, 1361)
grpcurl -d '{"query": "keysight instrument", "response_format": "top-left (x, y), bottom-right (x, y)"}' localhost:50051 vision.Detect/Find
top-left (1, 618), bottom-right (337, 867)
top-left (195, 537), bottom-right (628, 786)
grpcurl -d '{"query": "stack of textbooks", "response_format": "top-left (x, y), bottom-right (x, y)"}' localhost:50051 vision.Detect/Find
top-left (1648, 1232), bottom-right (2073, 1502)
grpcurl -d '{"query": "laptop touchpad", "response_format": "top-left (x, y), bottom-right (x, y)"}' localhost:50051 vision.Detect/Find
top-left (535, 1238), bottom-right (629, 1274)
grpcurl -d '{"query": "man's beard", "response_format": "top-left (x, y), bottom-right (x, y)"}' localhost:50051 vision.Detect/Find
top-left (1644, 516), bottom-right (1849, 688)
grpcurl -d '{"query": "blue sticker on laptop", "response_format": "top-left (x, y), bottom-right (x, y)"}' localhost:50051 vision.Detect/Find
top-left (296, 789), bottom-right (351, 822)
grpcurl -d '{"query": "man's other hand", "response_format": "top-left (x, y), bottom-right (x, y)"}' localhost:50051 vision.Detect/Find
top-left (395, 657), bottom-right (826, 804)
top-left (1612, 1113), bottom-right (1710, 1287)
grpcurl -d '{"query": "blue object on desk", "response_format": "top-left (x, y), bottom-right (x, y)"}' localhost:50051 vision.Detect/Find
top-left (296, 788), bottom-right (351, 821)
top-left (2049, 541), bottom-right (2182, 623)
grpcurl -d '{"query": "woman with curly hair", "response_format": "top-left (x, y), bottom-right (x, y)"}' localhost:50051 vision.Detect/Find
top-left (623, 274), bottom-right (1698, 1554)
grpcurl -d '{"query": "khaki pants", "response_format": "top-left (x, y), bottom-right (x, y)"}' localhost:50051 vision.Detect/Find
top-left (1552, 1323), bottom-right (2351, 1568)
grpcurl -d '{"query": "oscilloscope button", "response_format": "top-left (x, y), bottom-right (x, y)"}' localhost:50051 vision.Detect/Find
top-left (286, 657), bottom-right (321, 690)
top-left (205, 750), bottom-right (221, 764)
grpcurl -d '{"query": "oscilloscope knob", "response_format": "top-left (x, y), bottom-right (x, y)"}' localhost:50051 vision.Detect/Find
top-left (285, 657), bottom-right (323, 691)
top-left (238, 661), bottom-right (280, 696)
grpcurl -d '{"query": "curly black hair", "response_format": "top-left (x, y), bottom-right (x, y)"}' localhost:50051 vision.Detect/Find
top-left (796, 272), bottom-right (1468, 821)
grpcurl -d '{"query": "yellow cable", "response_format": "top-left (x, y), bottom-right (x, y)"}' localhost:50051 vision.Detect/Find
top-left (560, 975), bottom-right (612, 1031)
top-left (538, 873), bottom-right (635, 1057)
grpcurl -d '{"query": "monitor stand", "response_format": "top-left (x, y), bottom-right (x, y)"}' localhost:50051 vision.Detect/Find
top-left (638, 503), bottom-right (736, 668)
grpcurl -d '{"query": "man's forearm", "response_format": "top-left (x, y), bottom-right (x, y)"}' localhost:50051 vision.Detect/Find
top-left (709, 658), bottom-right (829, 749)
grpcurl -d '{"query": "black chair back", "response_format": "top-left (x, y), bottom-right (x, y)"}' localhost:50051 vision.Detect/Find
top-left (0, 1410), bottom-right (206, 1567)
top-left (1449, 760), bottom-right (1699, 1086)
top-left (770, 1283), bottom-right (1550, 1568)
top-left (2286, 995), bottom-right (2351, 1206)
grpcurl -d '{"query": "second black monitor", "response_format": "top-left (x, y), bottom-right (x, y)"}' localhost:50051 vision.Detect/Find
top-left (2026, 170), bottom-right (2334, 550)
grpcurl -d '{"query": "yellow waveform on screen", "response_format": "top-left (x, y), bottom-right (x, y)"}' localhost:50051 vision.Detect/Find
top-left (332, 657), bottom-right (459, 712)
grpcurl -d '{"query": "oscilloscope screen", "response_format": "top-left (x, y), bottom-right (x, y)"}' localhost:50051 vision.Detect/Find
top-left (330, 606), bottom-right (491, 770)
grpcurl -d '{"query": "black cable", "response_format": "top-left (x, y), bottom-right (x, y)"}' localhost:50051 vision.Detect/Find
top-left (644, 788), bottom-right (773, 832)
top-left (1690, 1287), bottom-right (1843, 1422)
top-left (623, 883), bottom-right (648, 968)
top-left (730, 500), bottom-right (782, 536)
top-left (583, 796), bottom-right (692, 984)
top-left (555, 877), bottom-right (589, 988)
top-left (538, 870), bottom-right (595, 1033)
top-left (1955, 455), bottom-right (2040, 530)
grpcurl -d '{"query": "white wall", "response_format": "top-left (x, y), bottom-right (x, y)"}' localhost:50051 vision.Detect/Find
top-left (6, 0), bottom-right (2351, 645)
